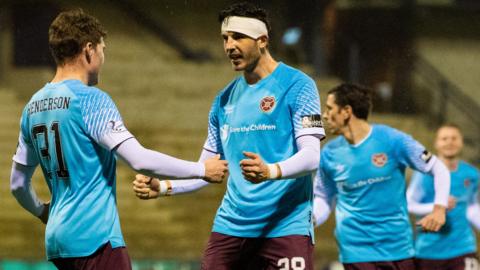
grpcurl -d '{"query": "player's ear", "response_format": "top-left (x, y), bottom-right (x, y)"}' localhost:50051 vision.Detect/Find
top-left (257, 36), bottom-right (268, 50)
top-left (342, 105), bottom-right (353, 118)
top-left (84, 50), bottom-right (91, 64)
top-left (84, 42), bottom-right (94, 64)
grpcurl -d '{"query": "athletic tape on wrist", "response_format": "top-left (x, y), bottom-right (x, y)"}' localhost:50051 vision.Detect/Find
top-left (267, 164), bottom-right (282, 179)
top-left (158, 180), bottom-right (167, 196)
top-left (165, 180), bottom-right (172, 196)
top-left (158, 180), bottom-right (173, 196)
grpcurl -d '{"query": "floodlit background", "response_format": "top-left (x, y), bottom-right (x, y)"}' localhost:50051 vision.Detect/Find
top-left (0, 0), bottom-right (478, 269)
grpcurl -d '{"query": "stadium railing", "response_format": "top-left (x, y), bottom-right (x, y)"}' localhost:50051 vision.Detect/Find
top-left (109, 0), bottom-right (211, 62)
top-left (413, 52), bottom-right (480, 165)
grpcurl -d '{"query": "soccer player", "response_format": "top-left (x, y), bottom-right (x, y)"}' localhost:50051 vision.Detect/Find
top-left (313, 83), bottom-right (451, 270)
top-left (133, 2), bottom-right (324, 269)
top-left (407, 124), bottom-right (480, 270)
top-left (9, 9), bottom-right (228, 270)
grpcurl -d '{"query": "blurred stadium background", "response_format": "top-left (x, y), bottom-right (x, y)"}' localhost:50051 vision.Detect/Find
top-left (0, 0), bottom-right (478, 269)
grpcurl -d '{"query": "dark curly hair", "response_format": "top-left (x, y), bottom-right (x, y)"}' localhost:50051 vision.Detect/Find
top-left (328, 83), bottom-right (373, 120)
top-left (48, 9), bottom-right (106, 65)
top-left (218, 2), bottom-right (271, 35)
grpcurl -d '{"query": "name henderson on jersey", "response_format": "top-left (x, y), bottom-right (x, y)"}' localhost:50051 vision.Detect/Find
top-left (27, 96), bottom-right (71, 116)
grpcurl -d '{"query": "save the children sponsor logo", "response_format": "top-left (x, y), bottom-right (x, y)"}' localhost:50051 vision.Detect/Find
top-left (220, 123), bottom-right (277, 141)
top-left (337, 176), bottom-right (392, 190)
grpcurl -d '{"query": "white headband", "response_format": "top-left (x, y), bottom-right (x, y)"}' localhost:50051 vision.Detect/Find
top-left (221, 16), bottom-right (268, 39)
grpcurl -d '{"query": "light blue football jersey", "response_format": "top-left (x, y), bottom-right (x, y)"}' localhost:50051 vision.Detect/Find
top-left (13, 79), bottom-right (133, 259)
top-left (315, 124), bottom-right (436, 263)
top-left (409, 161), bottom-right (479, 259)
top-left (204, 62), bottom-right (324, 238)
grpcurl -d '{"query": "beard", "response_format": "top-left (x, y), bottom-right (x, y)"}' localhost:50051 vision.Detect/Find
top-left (244, 54), bottom-right (261, 73)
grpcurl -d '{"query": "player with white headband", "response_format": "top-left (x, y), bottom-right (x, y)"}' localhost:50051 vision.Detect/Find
top-left (133, 2), bottom-right (324, 269)
top-left (220, 16), bottom-right (269, 39)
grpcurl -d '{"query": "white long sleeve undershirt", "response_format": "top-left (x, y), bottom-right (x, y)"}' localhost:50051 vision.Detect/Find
top-left (115, 138), bottom-right (205, 180)
top-left (407, 158), bottom-right (452, 215)
top-left (162, 135), bottom-right (320, 196)
top-left (10, 137), bottom-right (209, 216)
top-left (467, 200), bottom-right (480, 230)
top-left (10, 162), bottom-right (44, 217)
top-left (431, 157), bottom-right (451, 208)
top-left (162, 149), bottom-right (213, 195)
top-left (313, 168), bottom-right (336, 227)
top-left (278, 135), bottom-right (320, 179)
top-left (313, 196), bottom-right (333, 226)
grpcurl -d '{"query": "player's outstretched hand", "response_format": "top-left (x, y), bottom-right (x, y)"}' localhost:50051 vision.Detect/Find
top-left (132, 174), bottom-right (160, 200)
top-left (240, 152), bottom-right (269, 184)
top-left (37, 201), bottom-right (50, 224)
top-left (203, 155), bottom-right (228, 183)
top-left (417, 204), bottom-right (446, 232)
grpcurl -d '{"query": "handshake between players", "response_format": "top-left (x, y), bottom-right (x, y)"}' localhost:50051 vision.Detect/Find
top-left (132, 154), bottom-right (227, 200)
top-left (133, 151), bottom-right (273, 200)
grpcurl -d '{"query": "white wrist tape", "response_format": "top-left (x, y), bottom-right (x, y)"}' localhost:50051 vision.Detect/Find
top-left (221, 16), bottom-right (268, 39)
top-left (267, 164), bottom-right (281, 179)
top-left (158, 180), bottom-right (172, 196)
top-left (158, 181), bottom-right (167, 196)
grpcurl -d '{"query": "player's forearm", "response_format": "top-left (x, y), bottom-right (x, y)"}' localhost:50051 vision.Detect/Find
top-left (159, 179), bottom-right (209, 196)
top-left (313, 170), bottom-right (336, 226)
top-left (10, 162), bottom-right (45, 217)
top-left (276, 136), bottom-right (320, 179)
top-left (159, 148), bottom-right (215, 195)
top-left (313, 197), bottom-right (332, 227)
top-left (467, 202), bottom-right (480, 230)
top-left (407, 200), bottom-right (434, 215)
top-left (406, 184), bottom-right (435, 215)
top-left (430, 158), bottom-right (451, 208)
top-left (116, 138), bottom-right (205, 180)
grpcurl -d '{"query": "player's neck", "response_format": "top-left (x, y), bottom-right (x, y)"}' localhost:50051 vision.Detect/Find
top-left (51, 61), bottom-right (88, 85)
top-left (243, 53), bottom-right (278, 85)
top-left (439, 156), bottom-right (459, 171)
top-left (343, 120), bottom-right (371, 145)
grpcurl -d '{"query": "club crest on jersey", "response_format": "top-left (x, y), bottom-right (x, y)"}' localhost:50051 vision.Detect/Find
top-left (464, 179), bottom-right (471, 188)
top-left (260, 96), bottom-right (276, 113)
top-left (372, 153), bottom-right (388, 167)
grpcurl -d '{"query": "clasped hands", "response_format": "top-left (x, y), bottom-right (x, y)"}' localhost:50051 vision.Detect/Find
top-left (133, 151), bottom-right (271, 200)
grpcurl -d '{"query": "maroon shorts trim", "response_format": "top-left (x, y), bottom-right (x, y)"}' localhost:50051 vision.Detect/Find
top-left (201, 232), bottom-right (314, 270)
top-left (415, 253), bottom-right (479, 270)
top-left (343, 258), bottom-right (416, 270)
top-left (51, 242), bottom-right (132, 270)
